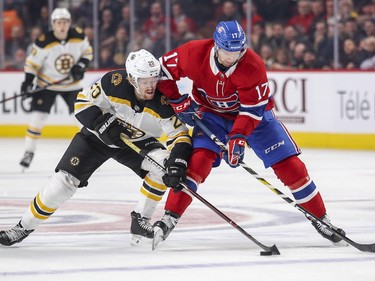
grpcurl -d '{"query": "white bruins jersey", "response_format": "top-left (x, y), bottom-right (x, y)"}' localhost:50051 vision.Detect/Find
top-left (24, 27), bottom-right (93, 92)
top-left (74, 69), bottom-right (191, 149)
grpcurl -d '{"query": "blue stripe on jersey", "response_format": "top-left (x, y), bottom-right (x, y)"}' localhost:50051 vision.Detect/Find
top-left (238, 101), bottom-right (267, 120)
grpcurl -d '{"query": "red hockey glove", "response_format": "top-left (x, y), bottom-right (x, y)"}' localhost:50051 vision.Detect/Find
top-left (169, 94), bottom-right (198, 126)
top-left (222, 134), bottom-right (247, 168)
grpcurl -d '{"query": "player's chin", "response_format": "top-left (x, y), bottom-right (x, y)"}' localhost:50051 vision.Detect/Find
top-left (142, 91), bottom-right (155, 100)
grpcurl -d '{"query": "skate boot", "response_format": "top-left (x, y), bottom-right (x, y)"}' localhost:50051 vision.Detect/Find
top-left (130, 211), bottom-right (154, 245)
top-left (0, 221), bottom-right (34, 246)
top-left (152, 210), bottom-right (180, 250)
top-left (20, 151), bottom-right (34, 169)
top-left (308, 214), bottom-right (346, 244)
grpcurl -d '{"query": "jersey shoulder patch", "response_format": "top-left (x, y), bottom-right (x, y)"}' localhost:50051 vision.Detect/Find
top-left (34, 31), bottom-right (58, 48)
top-left (146, 90), bottom-right (175, 119)
top-left (101, 69), bottom-right (133, 99)
top-left (69, 27), bottom-right (86, 40)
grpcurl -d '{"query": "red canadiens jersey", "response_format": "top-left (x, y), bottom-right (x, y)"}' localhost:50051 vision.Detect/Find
top-left (158, 39), bottom-right (274, 136)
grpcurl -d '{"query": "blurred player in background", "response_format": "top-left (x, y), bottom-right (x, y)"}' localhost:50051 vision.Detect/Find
top-left (19, 8), bottom-right (93, 170)
top-left (153, 20), bottom-right (346, 248)
top-left (0, 49), bottom-right (191, 246)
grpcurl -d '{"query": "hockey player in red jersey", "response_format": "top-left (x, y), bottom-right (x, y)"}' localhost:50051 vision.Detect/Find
top-left (153, 20), bottom-right (346, 248)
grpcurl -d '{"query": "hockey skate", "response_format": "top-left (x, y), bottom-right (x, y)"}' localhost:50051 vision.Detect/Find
top-left (130, 211), bottom-right (154, 246)
top-left (20, 151), bottom-right (34, 170)
top-left (0, 221), bottom-right (34, 246)
top-left (308, 214), bottom-right (347, 244)
top-left (152, 210), bottom-right (180, 250)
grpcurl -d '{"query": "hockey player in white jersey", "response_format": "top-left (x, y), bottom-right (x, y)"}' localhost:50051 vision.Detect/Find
top-left (0, 49), bottom-right (192, 246)
top-left (19, 8), bottom-right (93, 170)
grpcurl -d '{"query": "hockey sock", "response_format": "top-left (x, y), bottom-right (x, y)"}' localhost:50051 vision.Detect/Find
top-left (135, 174), bottom-right (168, 218)
top-left (24, 112), bottom-right (49, 152)
top-left (272, 155), bottom-right (326, 218)
top-left (164, 148), bottom-right (217, 216)
top-left (21, 170), bottom-right (79, 230)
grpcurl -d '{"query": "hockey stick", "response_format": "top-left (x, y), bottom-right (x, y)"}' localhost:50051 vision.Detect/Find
top-left (193, 114), bottom-right (375, 253)
top-left (0, 76), bottom-right (71, 104)
top-left (120, 134), bottom-right (280, 255)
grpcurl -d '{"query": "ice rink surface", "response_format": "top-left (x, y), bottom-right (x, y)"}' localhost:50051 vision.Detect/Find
top-left (0, 138), bottom-right (374, 281)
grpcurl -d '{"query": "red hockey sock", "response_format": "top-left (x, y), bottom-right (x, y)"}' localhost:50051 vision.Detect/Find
top-left (164, 148), bottom-right (217, 216)
top-left (272, 156), bottom-right (326, 218)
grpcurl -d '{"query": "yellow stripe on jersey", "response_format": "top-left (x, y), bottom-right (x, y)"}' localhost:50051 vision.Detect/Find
top-left (36, 193), bottom-right (57, 213)
top-left (44, 41), bottom-right (62, 50)
top-left (143, 107), bottom-right (161, 119)
top-left (68, 38), bottom-right (84, 44)
top-left (108, 96), bottom-right (132, 107)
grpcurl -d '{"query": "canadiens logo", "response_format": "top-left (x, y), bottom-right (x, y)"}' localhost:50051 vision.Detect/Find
top-left (111, 73), bottom-right (123, 86)
top-left (198, 89), bottom-right (239, 112)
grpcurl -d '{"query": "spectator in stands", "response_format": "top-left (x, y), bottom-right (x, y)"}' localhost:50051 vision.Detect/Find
top-left (340, 0), bottom-right (358, 21)
top-left (74, 0), bottom-right (93, 29)
top-left (111, 26), bottom-right (129, 68)
top-left (99, 8), bottom-right (116, 49)
top-left (310, 20), bottom-right (332, 67)
top-left (291, 41), bottom-right (308, 68)
top-left (343, 17), bottom-right (365, 44)
top-left (340, 38), bottom-right (361, 68)
top-left (266, 22), bottom-right (287, 50)
top-left (26, 26), bottom-right (42, 55)
top-left (361, 19), bottom-right (375, 38)
top-left (300, 48), bottom-right (324, 69)
top-left (288, 0), bottom-right (314, 35)
top-left (217, 1), bottom-right (241, 22)
top-left (310, 0), bottom-right (326, 34)
top-left (143, 1), bottom-right (167, 42)
top-left (270, 47), bottom-right (295, 70)
top-left (171, 1), bottom-right (196, 37)
top-left (99, 46), bottom-right (116, 69)
top-left (259, 43), bottom-right (274, 69)
top-left (283, 25), bottom-right (300, 51)
top-left (249, 22), bottom-right (268, 53)
top-left (172, 20), bottom-right (197, 48)
top-left (118, 4), bottom-right (137, 35)
top-left (35, 6), bottom-right (50, 33)
top-left (357, 36), bottom-right (375, 65)
top-left (5, 25), bottom-right (27, 59)
top-left (240, 0), bottom-right (264, 31)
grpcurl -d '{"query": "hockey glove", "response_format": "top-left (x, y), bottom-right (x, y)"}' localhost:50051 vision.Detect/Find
top-left (169, 94), bottom-right (198, 126)
top-left (222, 134), bottom-right (247, 168)
top-left (70, 63), bottom-right (86, 81)
top-left (93, 113), bottom-right (127, 147)
top-left (20, 81), bottom-right (33, 99)
top-left (162, 157), bottom-right (188, 192)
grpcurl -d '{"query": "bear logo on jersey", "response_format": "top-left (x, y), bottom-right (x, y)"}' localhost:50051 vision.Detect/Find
top-left (70, 156), bottom-right (80, 166)
top-left (111, 73), bottom-right (123, 86)
top-left (55, 54), bottom-right (74, 75)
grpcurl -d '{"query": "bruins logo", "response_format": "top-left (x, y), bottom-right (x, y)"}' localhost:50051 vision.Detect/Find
top-left (31, 47), bottom-right (37, 56)
top-left (111, 73), bottom-right (123, 86)
top-left (161, 95), bottom-right (169, 105)
top-left (55, 54), bottom-right (74, 75)
top-left (70, 156), bottom-right (80, 166)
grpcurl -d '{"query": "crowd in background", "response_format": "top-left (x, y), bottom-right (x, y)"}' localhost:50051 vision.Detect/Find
top-left (3, 0), bottom-right (375, 70)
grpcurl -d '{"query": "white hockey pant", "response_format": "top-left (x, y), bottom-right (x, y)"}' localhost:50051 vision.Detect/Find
top-left (21, 170), bottom-right (79, 230)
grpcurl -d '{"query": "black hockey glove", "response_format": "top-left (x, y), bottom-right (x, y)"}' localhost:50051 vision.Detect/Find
top-left (20, 81), bottom-right (33, 99)
top-left (93, 113), bottom-right (127, 147)
top-left (162, 158), bottom-right (188, 193)
top-left (70, 63), bottom-right (86, 81)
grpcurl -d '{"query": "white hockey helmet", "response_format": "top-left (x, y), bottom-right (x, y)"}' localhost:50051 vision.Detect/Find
top-left (51, 8), bottom-right (71, 24)
top-left (125, 49), bottom-right (160, 83)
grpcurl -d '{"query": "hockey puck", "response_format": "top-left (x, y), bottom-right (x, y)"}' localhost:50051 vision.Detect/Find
top-left (260, 251), bottom-right (273, 256)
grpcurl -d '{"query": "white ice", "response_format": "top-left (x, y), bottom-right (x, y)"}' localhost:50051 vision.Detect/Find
top-left (0, 138), bottom-right (374, 281)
